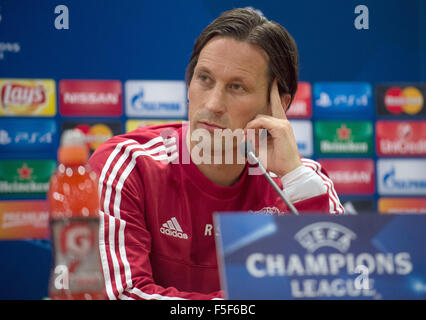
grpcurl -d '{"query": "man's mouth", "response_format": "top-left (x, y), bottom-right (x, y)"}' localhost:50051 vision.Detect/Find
top-left (197, 121), bottom-right (225, 132)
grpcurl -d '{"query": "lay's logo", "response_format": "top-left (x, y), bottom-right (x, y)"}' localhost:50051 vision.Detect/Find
top-left (2, 83), bottom-right (46, 106)
top-left (0, 79), bottom-right (56, 116)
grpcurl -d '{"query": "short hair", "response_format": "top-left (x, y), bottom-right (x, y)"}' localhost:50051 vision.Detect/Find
top-left (185, 8), bottom-right (299, 108)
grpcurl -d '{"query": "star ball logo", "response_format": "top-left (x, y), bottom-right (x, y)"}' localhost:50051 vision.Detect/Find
top-left (294, 222), bottom-right (357, 253)
top-left (384, 86), bottom-right (423, 115)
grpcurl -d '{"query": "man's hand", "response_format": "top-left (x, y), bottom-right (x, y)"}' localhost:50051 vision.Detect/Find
top-left (245, 78), bottom-right (302, 178)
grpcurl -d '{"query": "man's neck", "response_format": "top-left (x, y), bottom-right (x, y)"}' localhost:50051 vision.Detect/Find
top-left (185, 129), bottom-right (246, 187)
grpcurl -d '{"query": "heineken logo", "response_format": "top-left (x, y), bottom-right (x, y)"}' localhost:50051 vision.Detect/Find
top-left (0, 160), bottom-right (56, 194)
top-left (17, 163), bottom-right (33, 180)
top-left (315, 121), bottom-right (372, 155)
top-left (337, 124), bottom-right (351, 140)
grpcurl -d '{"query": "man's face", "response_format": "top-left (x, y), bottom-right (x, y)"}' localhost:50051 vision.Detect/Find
top-left (187, 36), bottom-right (271, 142)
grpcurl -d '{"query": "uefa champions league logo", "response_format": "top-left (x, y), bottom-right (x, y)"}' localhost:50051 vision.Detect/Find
top-left (294, 222), bottom-right (357, 253)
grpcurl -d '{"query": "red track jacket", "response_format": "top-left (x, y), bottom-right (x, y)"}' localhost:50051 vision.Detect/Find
top-left (88, 123), bottom-right (344, 300)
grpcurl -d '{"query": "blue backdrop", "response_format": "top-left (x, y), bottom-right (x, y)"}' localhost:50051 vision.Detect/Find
top-left (0, 0), bottom-right (425, 300)
top-left (1, 0), bottom-right (425, 81)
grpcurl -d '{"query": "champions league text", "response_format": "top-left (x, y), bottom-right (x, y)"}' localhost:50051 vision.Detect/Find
top-left (246, 252), bottom-right (412, 298)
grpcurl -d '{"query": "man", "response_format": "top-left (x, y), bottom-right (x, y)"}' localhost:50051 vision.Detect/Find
top-left (89, 8), bottom-right (344, 300)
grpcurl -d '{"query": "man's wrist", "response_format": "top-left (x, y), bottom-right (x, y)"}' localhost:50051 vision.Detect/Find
top-left (276, 160), bottom-right (303, 179)
top-left (281, 165), bottom-right (327, 203)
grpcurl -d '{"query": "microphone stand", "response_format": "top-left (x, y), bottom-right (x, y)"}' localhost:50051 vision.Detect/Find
top-left (243, 141), bottom-right (299, 215)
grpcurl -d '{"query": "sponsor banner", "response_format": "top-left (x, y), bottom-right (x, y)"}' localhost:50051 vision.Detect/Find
top-left (376, 121), bottom-right (426, 156)
top-left (376, 84), bottom-right (426, 116)
top-left (289, 120), bottom-right (313, 157)
top-left (313, 82), bottom-right (373, 118)
top-left (59, 80), bottom-right (122, 116)
top-left (62, 121), bottom-right (122, 152)
top-left (0, 160), bottom-right (56, 195)
top-left (377, 159), bottom-right (426, 196)
top-left (287, 82), bottom-right (312, 119)
top-left (126, 119), bottom-right (185, 133)
top-left (315, 121), bottom-right (373, 155)
top-left (339, 198), bottom-right (376, 215)
top-left (215, 213), bottom-right (426, 299)
top-left (0, 119), bottom-right (57, 156)
top-left (318, 159), bottom-right (375, 195)
top-left (125, 80), bottom-right (187, 118)
top-left (0, 79), bottom-right (56, 116)
top-left (0, 200), bottom-right (49, 239)
top-left (378, 198), bottom-right (426, 214)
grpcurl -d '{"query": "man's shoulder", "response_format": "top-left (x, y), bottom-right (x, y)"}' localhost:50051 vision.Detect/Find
top-left (113, 122), bottom-right (184, 144)
top-left (88, 122), bottom-right (184, 172)
top-left (98, 122), bottom-right (183, 150)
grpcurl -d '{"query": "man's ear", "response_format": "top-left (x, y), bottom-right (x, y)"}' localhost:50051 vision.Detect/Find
top-left (281, 94), bottom-right (291, 113)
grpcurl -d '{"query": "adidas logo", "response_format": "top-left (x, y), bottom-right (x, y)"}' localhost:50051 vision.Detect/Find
top-left (160, 217), bottom-right (188, 239)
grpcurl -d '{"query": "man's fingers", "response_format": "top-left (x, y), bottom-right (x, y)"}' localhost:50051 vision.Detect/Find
top-left (245, 115), bottom-right (275, 131)
top-left (270, 78), bottom-right (287, 120)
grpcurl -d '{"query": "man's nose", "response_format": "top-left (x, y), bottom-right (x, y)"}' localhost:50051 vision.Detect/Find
top-left (205, 85), bottom-right (226, 114)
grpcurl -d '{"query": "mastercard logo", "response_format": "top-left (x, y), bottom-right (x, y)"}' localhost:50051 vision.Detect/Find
top-left (74, 124), bottom-right (113, 150)
top-left (384, 86), bottom-right (424, 115)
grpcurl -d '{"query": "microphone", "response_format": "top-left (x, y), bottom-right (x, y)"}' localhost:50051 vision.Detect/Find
top-left (240, 141), bottom-right (299, 215)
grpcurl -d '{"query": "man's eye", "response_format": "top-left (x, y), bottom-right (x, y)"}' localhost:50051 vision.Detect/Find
top-left (230, 84), bottom-right (244, 91)
top-left (198, 74), bottom-right (209, 82)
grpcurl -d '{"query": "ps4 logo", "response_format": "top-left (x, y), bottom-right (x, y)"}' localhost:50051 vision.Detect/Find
top-left (0, 119), bottom-right (57, 155)
top-left (316, 93), bottom-right (369, 108)
top-left (0, 130), bottom-right (53, 145)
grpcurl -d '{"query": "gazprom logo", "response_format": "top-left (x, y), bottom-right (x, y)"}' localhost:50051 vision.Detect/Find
top-left (125, 80), bottom-right (186, 118)
top-left (131, 88), bottom-right (180, 111)
top-left (294, 222), bottom-right (357, 253)
top-left (377, 159), bottom-right (426, 195)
